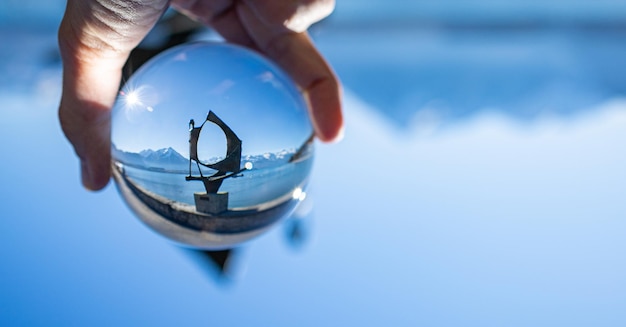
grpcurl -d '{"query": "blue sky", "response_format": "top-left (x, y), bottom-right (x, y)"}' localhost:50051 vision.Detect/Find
top-left (112, 43), bottom-right (312, 158)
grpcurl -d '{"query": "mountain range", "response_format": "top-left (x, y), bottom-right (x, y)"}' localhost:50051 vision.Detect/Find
top-left (112, 145), bottom-right (299, 173)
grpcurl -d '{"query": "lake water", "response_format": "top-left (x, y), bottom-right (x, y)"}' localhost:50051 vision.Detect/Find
top-left (119, 157), bottom-right (314, 209)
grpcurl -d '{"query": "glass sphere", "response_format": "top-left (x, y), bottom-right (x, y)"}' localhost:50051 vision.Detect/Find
top-left (111, 42), bottom-right (314, 249)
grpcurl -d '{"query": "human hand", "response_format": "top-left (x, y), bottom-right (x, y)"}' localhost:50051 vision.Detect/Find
top-left (58, 0), bottom-right (343, 191)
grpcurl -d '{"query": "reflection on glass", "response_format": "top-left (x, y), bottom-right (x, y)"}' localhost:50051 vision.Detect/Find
top-left (111, 42), bottom-right (314, 249)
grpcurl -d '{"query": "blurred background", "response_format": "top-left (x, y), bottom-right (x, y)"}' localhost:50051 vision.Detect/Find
top-left (1, 1), bottom-right (625, 326)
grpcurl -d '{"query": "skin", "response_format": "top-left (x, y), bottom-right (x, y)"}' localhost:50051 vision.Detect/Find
top-left (58, 0), bottom-right (344, 190)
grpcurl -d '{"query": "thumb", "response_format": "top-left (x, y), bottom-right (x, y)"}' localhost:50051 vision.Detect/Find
top-left (57, 0), bottom-right (167, 190)
top-left (57, 49), bottom-right (121, 190)
top-left (59, 44), bottom-right (121, 190)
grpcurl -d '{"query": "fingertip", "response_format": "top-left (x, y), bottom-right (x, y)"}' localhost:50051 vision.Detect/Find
top-left (328, 124), bottom-right (345, 143)
top-left (302, 77), bottom-right (343, 143)
top-left (81, 161), bottom-right (99, 191)
top-left (314, 116), bottom-right (344, 143)
top-left (308, 91), bottom-right (344, 143)
top-left (81, 160), bottom-right (110, 191)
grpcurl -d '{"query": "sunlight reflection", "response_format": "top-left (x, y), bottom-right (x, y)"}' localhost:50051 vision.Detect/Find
top-left (292, 187), bottom-right (307, 201)
top-left (120, 85), bottom-right (158, 115)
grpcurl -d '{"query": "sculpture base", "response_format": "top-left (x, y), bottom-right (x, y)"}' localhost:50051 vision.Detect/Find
top-left (194, 192), bottom-right (229, 214)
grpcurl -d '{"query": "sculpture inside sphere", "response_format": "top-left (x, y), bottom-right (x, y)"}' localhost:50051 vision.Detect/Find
top-left (111, 42), bottom-right (314, 249)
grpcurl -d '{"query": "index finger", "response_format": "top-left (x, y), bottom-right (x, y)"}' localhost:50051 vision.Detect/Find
top-left (227, 2), bottom-right (344, 142)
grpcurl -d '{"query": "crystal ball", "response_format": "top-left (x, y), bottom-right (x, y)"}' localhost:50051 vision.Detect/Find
top-left (111, 42), bottom-right (314, 249)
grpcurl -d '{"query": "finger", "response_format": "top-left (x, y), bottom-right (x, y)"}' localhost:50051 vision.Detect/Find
top-left (171, 0), bottom-right (256, 48)
top-left (237, 2), bottom-right (343, 142)
top-left (243, 0), bottom-right (335, 33)
top-left (58, 30), bottom-right (124, 190)
top-left (57, 42), bottom-right (120, 190)
top-left (58, 0), bottom-right (167, 190)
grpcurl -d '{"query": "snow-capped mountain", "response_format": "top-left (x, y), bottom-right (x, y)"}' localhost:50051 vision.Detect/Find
top-left (112, 145), bottom-right (300, 173)
top-left (139, 147), bottom-right (188, 167)
top-left (112, 146), bottom-right (188, 172)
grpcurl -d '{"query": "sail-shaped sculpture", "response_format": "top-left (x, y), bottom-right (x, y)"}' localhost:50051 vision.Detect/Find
top-left (186, 110), bottom-right (245, 213)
